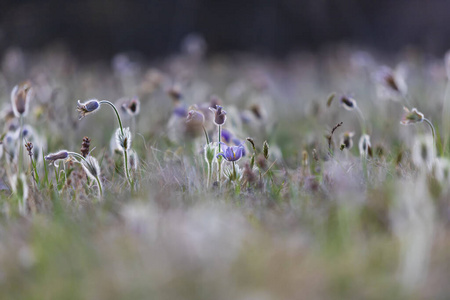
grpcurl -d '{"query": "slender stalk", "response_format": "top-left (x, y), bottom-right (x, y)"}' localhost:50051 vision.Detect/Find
top-left (442, 80), bottom-right (450, 152)
top-left (99, 100), bottom-right (133, 188)
top-left (423, 118), bottom-right (436, 149)
top-left (217, 125), bottom-right (222, 186)
top-left (202, 125), bottom-right (210, 144)
top-left (95, 177), bottom-right (103, 198)
top-left (18, 116), bottom-right (23, 174)
top-left (232, 161), bottom-right (236, 181)
top-left (355, 106), bottom-right (366, 134)
top-left (124, 149), bottom-right (134, 190)
top-left (99, 100), bottom-right (124, 134)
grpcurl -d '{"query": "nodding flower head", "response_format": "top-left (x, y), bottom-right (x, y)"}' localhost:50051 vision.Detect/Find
top-left (217, 142), bottom-right (244, 162)
top-left (121, 97), bottom-right (140, 117)
top-left (340, 132), bottom-right (355, 150)
top-left (115, 127), bottom-right (132, 152)
top-left (77, 99), bottom-right (100, 120)
top-left (81, 155), bottom-right (101, 180)
top-left (400, 107), bottom-right (424, 125)
top-left (340, 96), bottom-right (357, 111)
top-left (375, 66), bottom-right (408, 99)
top-left (209, 105), bottom-right (227, 126)
top-left (359, 134), bottom-right (371, 157)
top-left (186, 110), bottom-right (205, 125)
top-left (11, 80), bottom-right (33, 117)
top-left (45, 150), bottom-right (69, 166)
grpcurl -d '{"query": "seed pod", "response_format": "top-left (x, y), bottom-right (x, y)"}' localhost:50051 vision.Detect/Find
top-left (115, 127), bottom-right (132, 152)
top-left (81, 136), bottom-right (91, 158)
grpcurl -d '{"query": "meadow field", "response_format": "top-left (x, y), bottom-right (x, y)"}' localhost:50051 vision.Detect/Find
top-left (1, 44), bottom-right (450, 299)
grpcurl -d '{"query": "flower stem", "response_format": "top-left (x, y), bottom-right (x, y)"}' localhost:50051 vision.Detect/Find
top-left (99, 100), bottom-right (124, 134)
top-left (202, 125), bottom-right (210, 144)
top-left (18, 116), bottom-right (23, 174)
top-left (124, 149), bottom-right (134, 190)
top-left (217, 125), bottom-right (222, 186)
top-left (423, 118), bottom-right (436, 150)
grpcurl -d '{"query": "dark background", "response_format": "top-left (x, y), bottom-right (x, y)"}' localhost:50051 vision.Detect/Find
top-left (1, 0), bottom-right (449, 59)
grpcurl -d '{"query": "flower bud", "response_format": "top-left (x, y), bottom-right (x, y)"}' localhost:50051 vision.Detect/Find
top-left (11, 81), bottom-right (33, 117)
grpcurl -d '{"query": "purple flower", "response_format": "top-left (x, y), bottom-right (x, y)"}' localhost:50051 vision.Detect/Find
top-left (217, 142), bottom-right (244, 162)
top-left (173, 106), bottom-right (187, 117)
top-left (209, 105), bottom-right (227, 126)
top-left (232, 138), bottom-right (246, 156)
top-left (77, 99), bottom-right (100, 120)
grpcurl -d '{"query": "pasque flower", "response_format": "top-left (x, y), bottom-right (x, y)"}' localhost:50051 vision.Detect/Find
top-left (209, 105), bottom-right (227, 126)
top-left (217, 142), bottom-right (244, 162)
top-left (77, 99), bottom-right (100, 120)
top-left (400, 107), bottom-right (424, 125)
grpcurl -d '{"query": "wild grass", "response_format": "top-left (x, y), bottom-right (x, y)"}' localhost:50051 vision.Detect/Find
top-left (0, 45), bottom-right (450, 299)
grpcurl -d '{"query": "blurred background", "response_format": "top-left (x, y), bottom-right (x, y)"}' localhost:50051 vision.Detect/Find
top-left (1, 0), bottom-right (450, 59)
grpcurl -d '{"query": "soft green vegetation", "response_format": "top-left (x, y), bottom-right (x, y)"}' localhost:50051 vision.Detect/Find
top-left (1, 46), bottom-right (450, 299)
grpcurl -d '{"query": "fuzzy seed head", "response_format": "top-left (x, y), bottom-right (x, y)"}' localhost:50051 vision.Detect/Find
top-left (115, 127), bottom-right (132, 152)
top-left (359, 134), bottom-right (371, 157)
top-left (81, 155), bottom-right (101, 180)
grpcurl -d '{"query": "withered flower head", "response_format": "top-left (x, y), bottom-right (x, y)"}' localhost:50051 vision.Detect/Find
top-left (121, 97), bottom-right (141, 117)
top-left (77, 99), bottom-right (100, 120)
top-left (11, 80), bottom-right (33, 117)
top-left (400, 107), bottom-right (424, 125)
top-left (340, 96), bottom-right (357, 111)
top-left (209, 105), bottom-right (227, 126)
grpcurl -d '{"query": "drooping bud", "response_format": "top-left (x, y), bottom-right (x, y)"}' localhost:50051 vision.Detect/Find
top-left (77, 99), bottom-right (100, 120)
top-left (340, 96), bottom-right (357, 111)
top-left (400, 107), bottom-right (424, 125)
top-left (209, 104), bottom-right (227, 126)
top-left (115, 127), bottom-right (132, 152)
top-left (11, 81), bottom-right (33, 117)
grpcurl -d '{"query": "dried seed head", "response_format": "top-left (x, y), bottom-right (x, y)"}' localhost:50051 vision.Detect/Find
top-left (209, 104), bottom-right (227, 126)
top-left (81, 136), bottom-right (91, 158)
top-left (81, 155), bottom-right (101, 181)
top-left (115, 127), bottom-right (132, 152)
top-left (400, 107), bottom-right (424, 125)
top-left (11, 81), bottom-right (33, 117)
top-left (340, 96), bottom-right (357, 111)
top-left (263, 140), bottom-right (269, 159)
top-left (359, 134), bottom-right (371, 158)
top-left (121, 97), bottom-right (141, 117)
top-left (45, 150), bottom-right (69, 166)
top-left (77, 99), bottom-right (100, 120)
top-left (246, 137), bottom-right (256, 152)
top-left (25, 142), bottom-right (33, 157)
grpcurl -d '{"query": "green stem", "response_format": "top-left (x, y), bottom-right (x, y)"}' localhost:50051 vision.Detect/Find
top-left (218, 125), bottom-right (222, 186)
top-left (232, 161), bottom-right (236, 181)
top-left (99, 100), bottom-right (124, 134)
top-left (95, 177), bottom-right (103, 198)
top-left (202, 125), bottom-right (210, 144)
top-left (355, 106), bottom-right (366, 134)
top-left (18, 116), bottom-right (23, 174)
top-left (423, 118), bottom-right (436, 150)
top-left (124, 149), bottom-right (134, 190)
